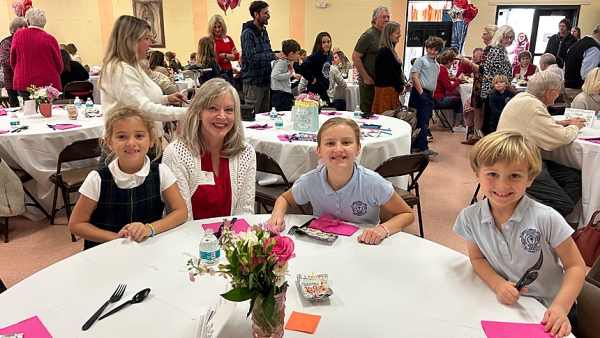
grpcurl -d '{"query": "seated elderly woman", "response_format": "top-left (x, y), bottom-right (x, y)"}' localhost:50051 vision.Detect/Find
top-left (139, 59), bottom-right (178, 95)
top-left (162, 78), bottom-right (256, 221)
top-left (571, 67), bottom-right (600, 113)
top-left (512, 50), bottom-right (539, 81)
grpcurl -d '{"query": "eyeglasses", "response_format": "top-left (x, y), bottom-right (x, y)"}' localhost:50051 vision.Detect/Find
top-left (503, 35), bottom-right (515, 40)
top-left (515, 250), bottom-right (543, 291)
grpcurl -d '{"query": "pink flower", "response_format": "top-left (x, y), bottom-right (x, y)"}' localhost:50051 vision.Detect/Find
top-left (209, 268), bottom-right (215, 276)
top-left (189, 271), bottom-right (196, 282)
top-left (271, 235), bottom-right (295, 264)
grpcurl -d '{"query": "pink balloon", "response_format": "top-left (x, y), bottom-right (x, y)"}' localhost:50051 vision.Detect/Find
top-left (217, 0), bottom-right (230, 14)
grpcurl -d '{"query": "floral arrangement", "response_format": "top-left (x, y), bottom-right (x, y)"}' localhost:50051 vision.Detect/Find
top-left (188, 222), bottom-right (295, 323)
top-left (296, 92), bottom-right (325, 107)
top-left (26, 85), bottom-right (60, 110)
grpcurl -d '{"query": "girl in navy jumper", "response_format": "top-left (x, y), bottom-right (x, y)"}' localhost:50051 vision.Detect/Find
top-left (299, 32), bottom-right (333, 101)
top-left (69, 107), bottom-right (187, 250)
top-left (489, 75), bottom-right (515, 133)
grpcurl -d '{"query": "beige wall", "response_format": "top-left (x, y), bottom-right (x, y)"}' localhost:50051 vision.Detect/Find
top-left (0, 0), bottom-right (595, 66)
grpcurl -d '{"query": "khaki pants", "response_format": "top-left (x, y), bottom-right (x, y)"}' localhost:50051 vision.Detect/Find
top-left (243, 84), bottom-right (270, 114)
top-left (562, 88), bottom-right (582, 107)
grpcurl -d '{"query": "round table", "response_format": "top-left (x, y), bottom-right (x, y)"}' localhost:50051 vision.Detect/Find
top-left (333, 81), bottom-right (360, 111)
top-left (0, 214), bottom-right (556, 337)
top-left (0, 106), bottom-right (104, 219)
top-left (243, 112), bottom-right (411, 188)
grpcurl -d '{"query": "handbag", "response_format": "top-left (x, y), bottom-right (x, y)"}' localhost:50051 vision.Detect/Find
top-left (573, 210), bottom-right (600, 266)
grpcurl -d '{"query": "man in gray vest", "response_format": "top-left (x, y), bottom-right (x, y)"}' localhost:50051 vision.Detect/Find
top-left (563, 25), bottom-right (600, 106)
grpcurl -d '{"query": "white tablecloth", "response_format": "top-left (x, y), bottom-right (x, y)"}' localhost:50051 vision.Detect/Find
top-left (333, 82), bottom-right (360, 111)
top-left (542, 117), bottom-right (600, 227)
top-left (88, 76), bottom-right (100, 104)
top-left (0, 106), bottom-right (104, 219)
top-left (0, 214), bottom-right (557, 337)
top-left (244, 113), bottom-right (411, 188)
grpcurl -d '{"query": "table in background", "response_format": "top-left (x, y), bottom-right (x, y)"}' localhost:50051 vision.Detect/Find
top-left (0, 214), bottom-right (557, 337)
top-left (88, 76), bottom-right (100, 104)
top-left (333, 81), bottom-right (359, 111)
top-left (244, 112), bottom-right (411, 188)
top-left (542, 117), bottom-right (600, 227)
top-left (0, 106), bottom-right (104, 220)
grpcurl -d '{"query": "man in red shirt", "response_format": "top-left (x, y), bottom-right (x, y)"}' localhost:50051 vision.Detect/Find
top-left (456, 47), bottom-right (483, 78)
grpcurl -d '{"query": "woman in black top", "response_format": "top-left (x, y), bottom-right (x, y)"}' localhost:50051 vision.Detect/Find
top-left (372, 21), bottom-right (405, 114)
top-left (60, 49), bottom-right (89, 90)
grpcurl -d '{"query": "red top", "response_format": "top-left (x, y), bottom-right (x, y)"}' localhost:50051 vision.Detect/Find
top-left (191, 152), bottom-right (232, 220)
top-left (512, 63), bottom-right (538, 80)
top-left (456, 61), bottom-right (472, 77)
top-left (434, 65), bottom-right (461, 100)
top-left (10, 27), bottom-right (63, 91)
top-left (213, 35), bottom-right (239, 70)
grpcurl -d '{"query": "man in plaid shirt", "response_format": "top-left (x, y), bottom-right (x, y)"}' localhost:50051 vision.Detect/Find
top-left (241, 1), bottom-right (286, 113)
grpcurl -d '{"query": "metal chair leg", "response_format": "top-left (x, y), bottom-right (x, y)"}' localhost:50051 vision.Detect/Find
top-left (415, 201), bottom-right (425, 238)
top-left (470, 183), bottom-right (481, 205)
top-left (50, 181), bottom-right (60, 225)
top-left (23, 187), bottom-right (51, 219)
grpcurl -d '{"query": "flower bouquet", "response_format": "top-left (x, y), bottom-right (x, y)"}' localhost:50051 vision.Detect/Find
top-left (26, 85), bottom-right (60, 117)
top-left (292, 92), bottom-right (323, 132)
top-left (188, 222), bottom-right (295, 338)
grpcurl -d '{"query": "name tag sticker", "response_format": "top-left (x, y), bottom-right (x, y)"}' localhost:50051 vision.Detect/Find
top-left (223, 37), bottom-right (230, 43)
top-left (199, 171), bottom-right (215, 185)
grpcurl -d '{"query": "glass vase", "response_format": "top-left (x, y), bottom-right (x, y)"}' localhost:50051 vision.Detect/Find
top-left (251, 288), bottom-right (286, 338)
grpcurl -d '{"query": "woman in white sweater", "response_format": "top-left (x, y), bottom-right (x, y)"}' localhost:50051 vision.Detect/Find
top-left (163, 78), bottom-right (256, 221)
top-left (98, 15), bottom-right (186, 137)
top-left (571, 67), bottom-right (600, 113)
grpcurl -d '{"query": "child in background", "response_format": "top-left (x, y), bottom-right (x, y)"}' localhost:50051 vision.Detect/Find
top-left (409, 36), bottom-right (444, 156)
top-left (488, 75), bottom-right (515, 133)
top-left (299, 32), bottom-right (333, 101)
top-left (271, 39), bottom-right (301, 111)
top-left (293, 49), bottom-right (307, 75)
top-left (189, 52), bottom-right (197, 65)
top-left (196, 37), bottom-right (221, 84)
top-left (454, 130), bottom-right (585, 338)
top-left (69, 107), bottom-right (188, 250)
top-left (267, 118), bottom-right (414, 245)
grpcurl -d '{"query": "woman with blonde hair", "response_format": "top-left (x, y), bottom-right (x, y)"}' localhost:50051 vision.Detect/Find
top-left (333, 50), bottom-right (350, 78)
top-left (208, 14), bottom-right (239, 85)
top-left (372, 21), bottom-right (405, 114)
top-left (571, 67), bottom-right (600, 113)
top-left (98, 15), bottom-right (186, 142)
top-left (162, 78), bottom-right (256, 221)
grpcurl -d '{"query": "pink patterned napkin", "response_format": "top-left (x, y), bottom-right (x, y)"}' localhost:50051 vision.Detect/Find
top-left (261, 112), bottom-right (285, 116)
top-left (0, 130), bottom-right (9, 134)
top-left (359, 115), bottom-right (379, 120)
top-left (246, 124), bottom-right (273, 130)
top-left (0, 109), bottom-right (6, 116)
top-left (54, 124), bottom-right (82, 130)
top-left (320, 111), bottom-right (343, 116)
top-left (202, 218), bottom-right (251, 234)
top-left (309, 214), bottom-right (359, 236)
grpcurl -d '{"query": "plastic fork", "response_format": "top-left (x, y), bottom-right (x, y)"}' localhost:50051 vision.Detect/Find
top-left (82, 284), bottom-right (127, 330)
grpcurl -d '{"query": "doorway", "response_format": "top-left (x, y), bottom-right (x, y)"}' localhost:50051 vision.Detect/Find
top-left (496, 6), bottom-right (579, 67)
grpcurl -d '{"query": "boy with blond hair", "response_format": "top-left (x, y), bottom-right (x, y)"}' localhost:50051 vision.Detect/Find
top-left (454, 130), bottom-right (585, 338)
top-left (488, 74), bottom-right (515, 133)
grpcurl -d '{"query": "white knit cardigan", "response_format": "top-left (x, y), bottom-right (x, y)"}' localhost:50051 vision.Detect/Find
top-left (162, 140), bottom-right (256, 221)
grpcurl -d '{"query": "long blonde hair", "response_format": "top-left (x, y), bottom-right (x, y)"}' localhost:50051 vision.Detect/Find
top-left (176, 78), bottom-right (245, 158)
top-left (197, 37), bottom-right (220, 70)
top-left (98, 15), bottom-right (151, 90)
top-left (207, 14), bottom-right (228, 37)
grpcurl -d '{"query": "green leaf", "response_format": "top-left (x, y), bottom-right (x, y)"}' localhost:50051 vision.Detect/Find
top-left (247, 295), bottom-right (257, 318)
top-left (249, 273), bottom-right (254, 289)
top-left (221, 287), bottom-right (254, 302)
top-left (262, 288), bottom-right (276, 322)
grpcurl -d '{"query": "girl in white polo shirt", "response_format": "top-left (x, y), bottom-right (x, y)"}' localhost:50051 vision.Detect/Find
top-left (268, 117), bottom-right (414, 245)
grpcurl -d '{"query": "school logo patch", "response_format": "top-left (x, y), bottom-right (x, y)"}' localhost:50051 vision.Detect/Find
top-left (519, 228), bottom-right (541, 253)
top-left (322, 62), bottom-right (331, 79)
top-left (351, 201), bottom-right (367, 216)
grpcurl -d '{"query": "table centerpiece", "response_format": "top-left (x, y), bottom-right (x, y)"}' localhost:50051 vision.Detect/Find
top-left (26, 84), bottom-right (60, 117)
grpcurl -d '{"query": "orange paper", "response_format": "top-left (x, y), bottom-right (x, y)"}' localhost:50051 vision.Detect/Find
top-left (285, 311), bottom-right (321, 334)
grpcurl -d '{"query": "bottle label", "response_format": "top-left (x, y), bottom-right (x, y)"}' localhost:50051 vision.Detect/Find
top-left (275, 121), bottom-right (283, 128)
top-left (10, 121), bottom-right (20, 128)
top-left (200, 250), bottom-right (220, 260)
top-left (354, 111), bottom-right (361, 117)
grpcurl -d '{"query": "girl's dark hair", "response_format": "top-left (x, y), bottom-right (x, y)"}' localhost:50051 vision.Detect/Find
top-left (149, 50), bottom-right (166, 69)
top-left (311, 32), bottom-right (332, 55)
top-left (60, 49), bottom-right (72, 73)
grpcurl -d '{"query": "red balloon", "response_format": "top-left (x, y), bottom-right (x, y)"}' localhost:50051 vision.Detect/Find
top-left (22, 0), bottom-right (32, 15)
top-left (217, 0), bottom-right (230, 14)
top-left (230, 0), bottom-right (239, 10)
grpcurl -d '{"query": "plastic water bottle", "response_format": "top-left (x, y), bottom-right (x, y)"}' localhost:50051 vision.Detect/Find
top-left (74, 96), bottom-right (82, 111)
top-left (270, 107), bottom-right (278, 120)
top-left (85, 97), bottom-right (94, 109)
top-left (199, 229), bottom-right (220, 266)
top-left (353, 105), bottom-right (361, 119)
top-left (9, 112), bottom-right (20, 130)
top-left (275, 115), bottom-right (284, 129)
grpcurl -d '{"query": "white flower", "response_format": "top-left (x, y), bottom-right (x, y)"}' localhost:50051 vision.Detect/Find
top-left (275, 275), bottom-right (285, 287)
top-left (273, 262), bottom-right (289, 286)
top-left (238, 230), bottom-right (259, 246)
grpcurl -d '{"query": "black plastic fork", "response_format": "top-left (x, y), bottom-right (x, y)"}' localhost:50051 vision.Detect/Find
top-left (82, 284), bottom-right (127, 330)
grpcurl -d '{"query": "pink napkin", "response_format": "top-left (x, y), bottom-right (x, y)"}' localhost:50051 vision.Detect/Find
top-left (481, 320), bottom-right (549, 338)
top-left (309, 214), bottom-right (359, 236)
top-left (52, 105), bottom-right (61, 109)
top-left (579, 137), bottom-right (600, 144)
top-left (54, 124), bottom-right (82, 130)
top-left (261, 112), bottom-right (285, 116)
top-left (277, 135), bottom-right (302, 142)
top-left (0, 109), bottom-right (6, 116)
top-left (202, 218), bottom-right (251, 234)
top-left (359, 115), bottom-right (379, 120)
top-left (0, 316), bottom-right (53, 338)
top-left (246, 124), bottom-right (273, 130)
top-left (0, 130), bottom-right (9, 134)
top-left (320, 111), bottom-right (343, 116)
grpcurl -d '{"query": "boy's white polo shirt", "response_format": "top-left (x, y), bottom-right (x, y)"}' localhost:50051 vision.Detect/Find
top-left (292, 163), bottom-right (394, 225)
top-left (454, 195), bottom-right (574, 307)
